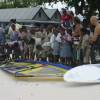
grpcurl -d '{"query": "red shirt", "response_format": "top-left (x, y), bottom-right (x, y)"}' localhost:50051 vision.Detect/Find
top-left (61, 14), bottom-right (72, 22)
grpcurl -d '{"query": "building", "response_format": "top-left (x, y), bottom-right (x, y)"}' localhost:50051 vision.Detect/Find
top-left (43, 8), bottom-right (61, 22)
top-left (0, 7), bottom-right (61, 26)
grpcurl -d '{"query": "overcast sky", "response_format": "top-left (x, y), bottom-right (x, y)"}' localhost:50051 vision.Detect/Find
top-left (43, 1), bottom-right (67, 11)
top-left (43, 1), bottom-right (75, 13)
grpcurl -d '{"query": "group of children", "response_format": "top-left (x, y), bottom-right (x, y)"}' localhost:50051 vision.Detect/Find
top-left (30, 15), bottom-right (99, 65)
top-left (0, 13), bottom-right (100, 66)
top-left (1, 23), bottom-right (88, 66)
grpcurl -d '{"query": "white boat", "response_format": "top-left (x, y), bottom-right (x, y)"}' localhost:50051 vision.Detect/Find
top-left (64, 64), bottom-right (100, 83)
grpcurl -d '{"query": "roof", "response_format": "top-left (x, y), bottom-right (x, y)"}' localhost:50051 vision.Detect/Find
top-left (0, 7), bottom-right (41, 22)
top-left (17, 19), bottom-right (61, 24)
top-left (43, 8), bottom-right (58, 19)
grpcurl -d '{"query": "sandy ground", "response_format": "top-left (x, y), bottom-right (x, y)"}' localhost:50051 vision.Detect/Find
top-left (0, 70), bottom-right (100, 100)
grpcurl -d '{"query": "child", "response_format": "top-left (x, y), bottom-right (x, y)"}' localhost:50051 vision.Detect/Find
top-left (35, 44), bottom-right (47, 61)
top-left (19, 27), bottom-right (29, 59)
top-left (42, 42), bottom-right (53, 62)
top-left (0, 44), bottom-right (6, 61)
top-left (29, 38), bottom-right (35, 59)
top-left (10, 23), bottom-right (19, 42)
top-left (66, 28), bottom-right (73, 65)
top-left (60, 29), bottom-right (73, 65)
top-left (5, 43), bottom-right (13, 60)
top-left (12, 42), bottom-right (21, 59)
top-left (80, 28), bottom-right (90, 64)
top-left (50, 28), bottom-right (60, 63)
top-left (19, 26), bottom-right (35, 59)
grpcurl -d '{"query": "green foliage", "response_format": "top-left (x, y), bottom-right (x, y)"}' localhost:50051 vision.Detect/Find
top-left (0, 0), bottom-right (99, 19)
top-left (67, 0), bottom-right (100, 19)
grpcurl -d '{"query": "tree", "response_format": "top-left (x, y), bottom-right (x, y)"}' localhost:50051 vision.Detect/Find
top-left (67, 0), bottom-right (100, 20)
top-left (0, 0), bottom-right (99, 19)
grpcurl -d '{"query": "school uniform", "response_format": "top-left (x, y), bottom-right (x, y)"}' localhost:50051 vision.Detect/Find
top-left (10, 31), bottom-right (19, 42)
top-left (50, 34), bottom-right (60, 56)
top-left (73, 35), bottom-right (81, 61)
top-left (60, 33), bottom-right (73, 58)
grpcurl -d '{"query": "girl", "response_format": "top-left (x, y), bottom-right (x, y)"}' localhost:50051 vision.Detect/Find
top-left (50, 28), bottom-right (60, 63)
top-left (60, 29), bottom-right (73, 65)
top-left (19, 27), bottom-right (28, 59)
top-left (10, 23), bottom-right (19, 42)
top-left (80, 28), bottom-right (90, 64)
top-left (10, 23), bottom-right (21, 59)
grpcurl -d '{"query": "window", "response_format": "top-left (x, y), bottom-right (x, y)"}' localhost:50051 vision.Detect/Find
top-left (55, 13), bottom-right (57, 19)
top-left (38, 12), bottom-right (41, 17)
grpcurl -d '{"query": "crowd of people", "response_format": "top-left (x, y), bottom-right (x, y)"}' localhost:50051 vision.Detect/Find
top-left (0, 9), bottom-right (100, 66)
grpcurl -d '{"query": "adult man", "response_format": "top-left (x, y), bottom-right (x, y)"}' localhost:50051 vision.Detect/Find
top-left (90, 16), bottom-right (100, 63)
top-left (90, 16), bottom-right (100, 44)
